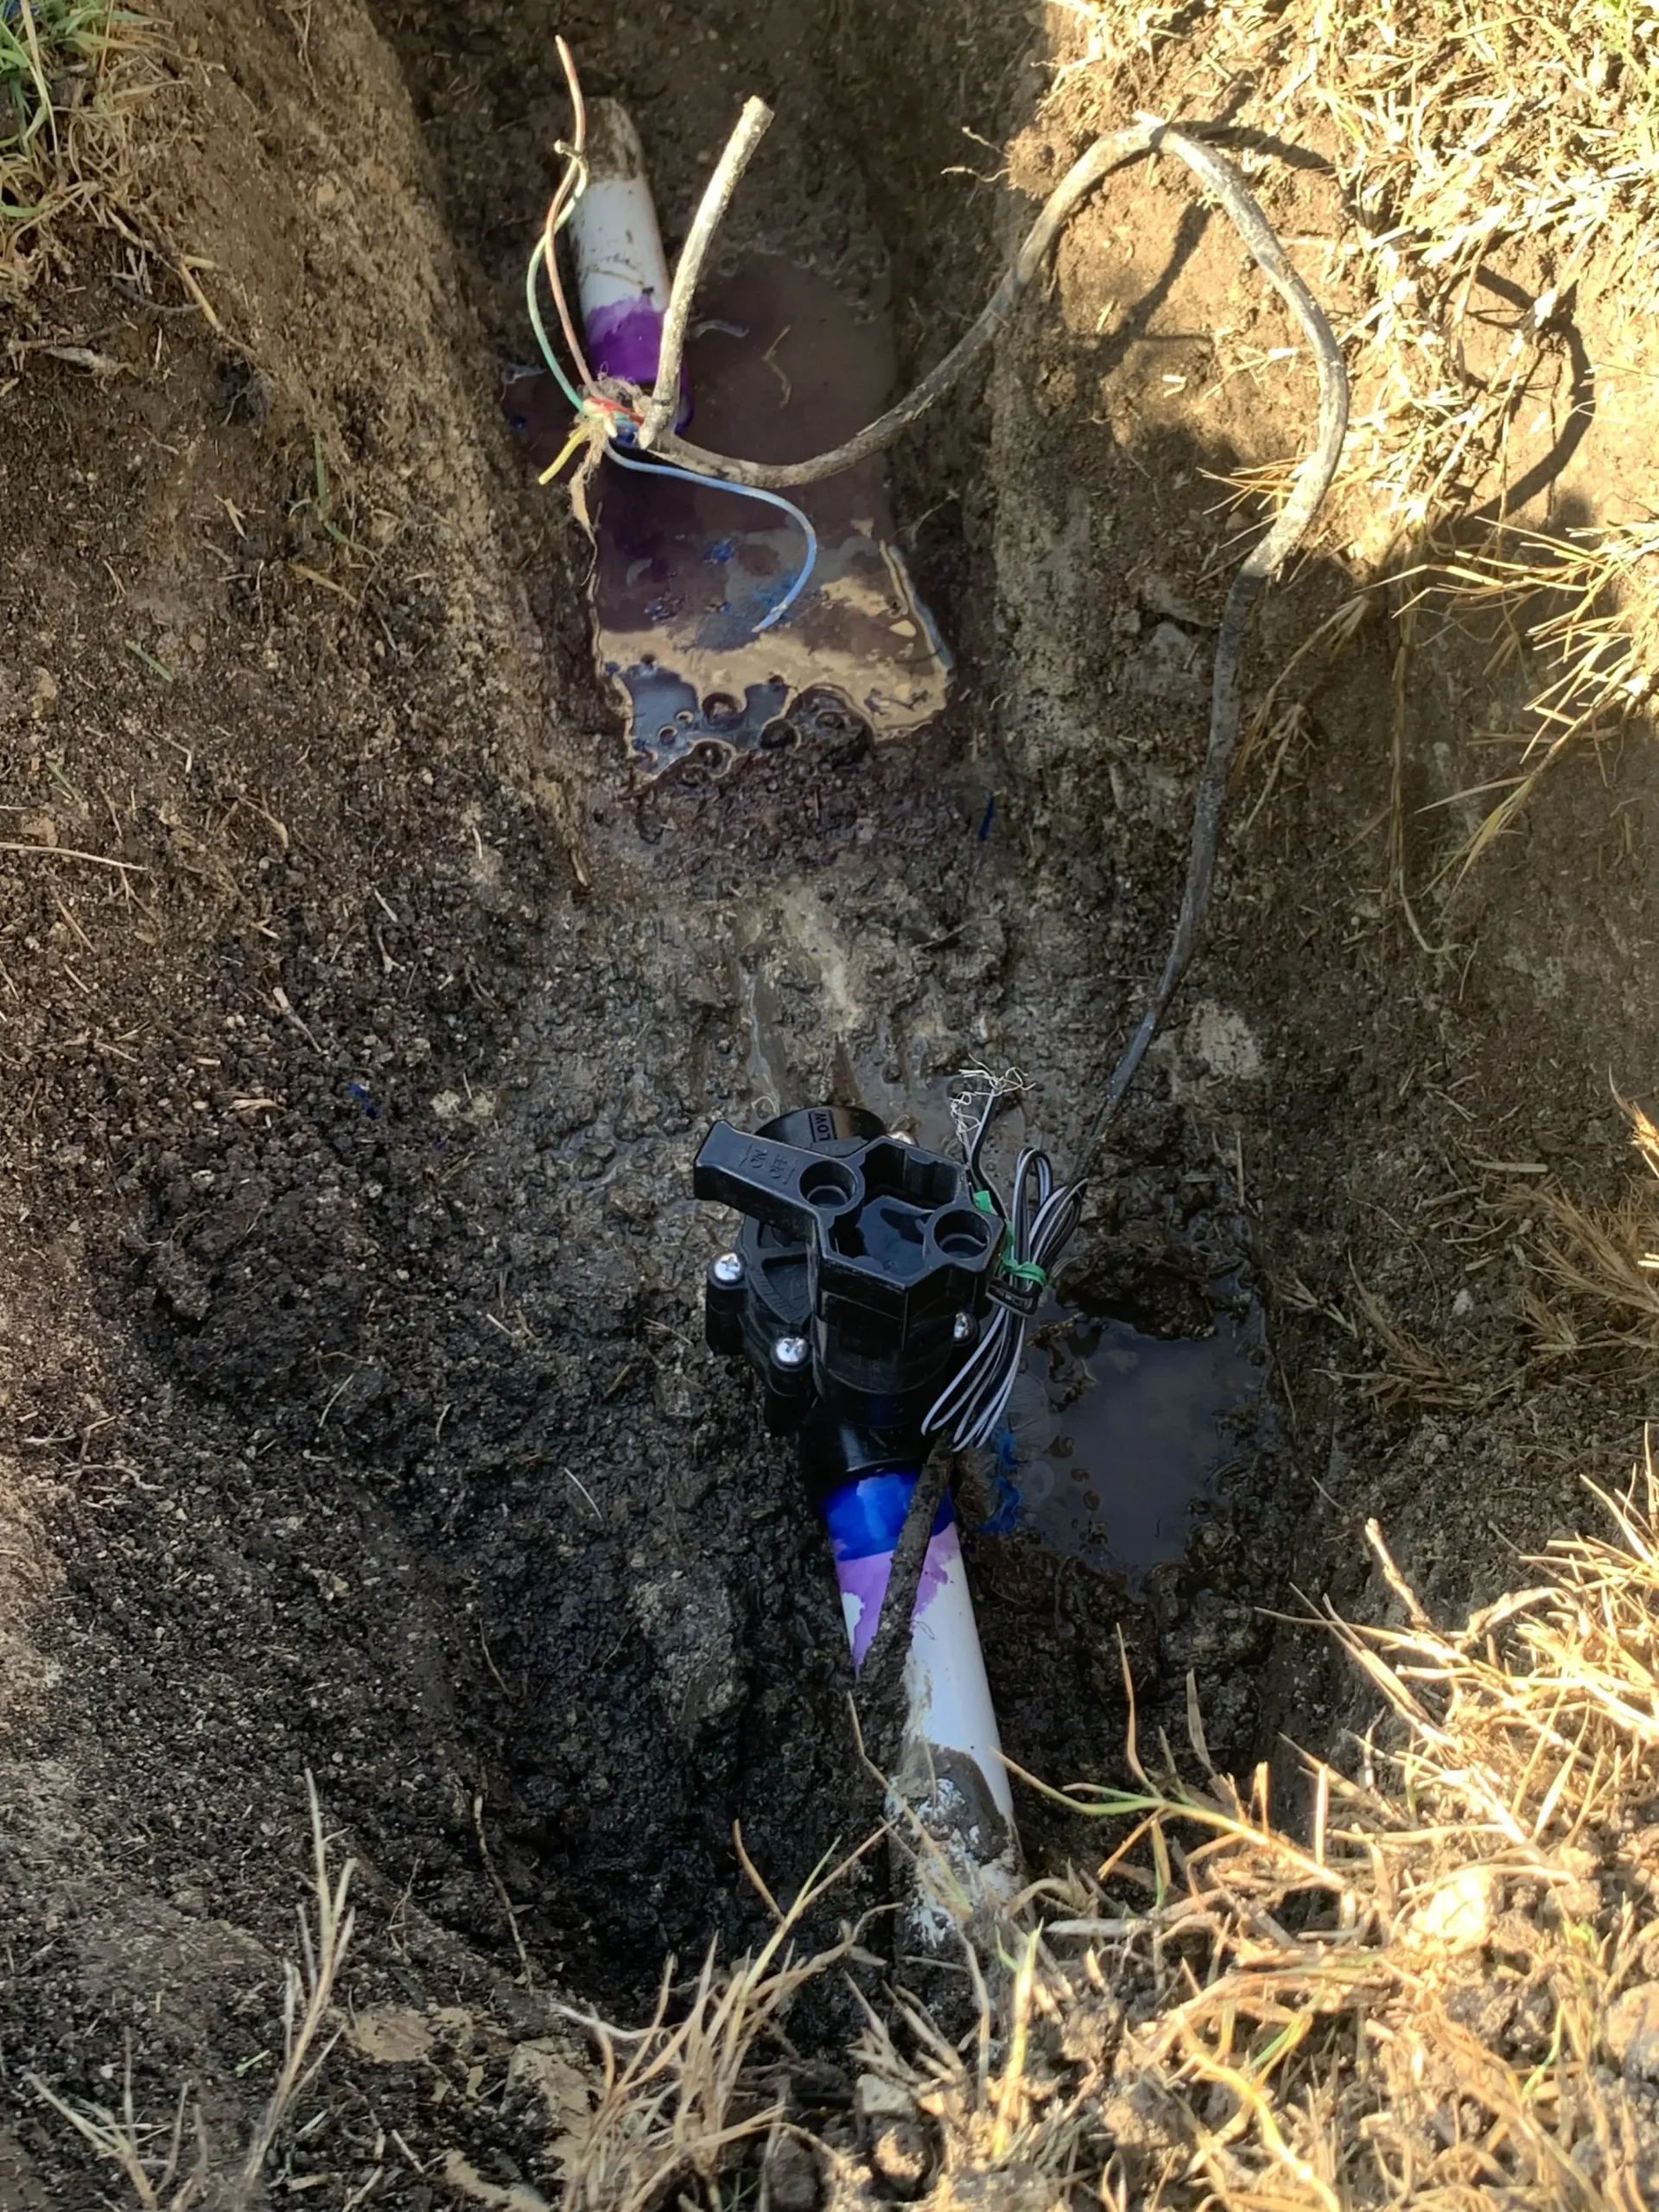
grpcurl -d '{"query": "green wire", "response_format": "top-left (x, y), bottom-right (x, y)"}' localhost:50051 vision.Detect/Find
top-left (971, 1185), bottom-right (1046, 1289)
top-left (525, 234), bottom-right (584, 416)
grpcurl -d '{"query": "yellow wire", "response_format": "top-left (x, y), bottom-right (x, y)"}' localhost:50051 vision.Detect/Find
top-left (538, 420), bottom-right (589, 486)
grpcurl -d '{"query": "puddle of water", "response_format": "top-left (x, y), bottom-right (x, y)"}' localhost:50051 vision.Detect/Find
top-left (995, 1297), bottom-right (1270, 1580)
top-left (505, 255), bottom-right (950, 773)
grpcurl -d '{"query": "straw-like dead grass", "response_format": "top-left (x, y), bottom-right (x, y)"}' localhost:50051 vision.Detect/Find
top-left (490, 1448), bottom-right (1659, 2209)
top-left (1504, 1095), bottom-right (1659, 1370)
top-left (1054, 0), bottom-right (1659, 870)
top-left (536, 1838), bottom-right (884, 2212)
top-left (0, 0), bottom-right (159, 296)
top-left (26, 1773), bottom-right (356, 2211)
top-left (1434, 519), bottom-right (1659, 868)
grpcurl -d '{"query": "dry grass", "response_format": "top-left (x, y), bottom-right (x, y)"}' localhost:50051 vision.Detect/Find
top-left (1506, 1096), bottom-right (1659, 1369)
top-left (26, 1773), bottom-right (356, 2211)
top-left (491, 1454), bottom-right (1659, 2208)
top-left (0, 0), bottom-right (157, 296)
top-left (1058, 0), bottom-right (1659, 538)
top-left (475, 1836), bottom-right (885, 2212)
top-left (1053, 0), bottom-right (1659, 870)
top-left (1434, 519), bottom-right (1659, 868)
top-left (1346, 1274), bottom-right (1494, 1412)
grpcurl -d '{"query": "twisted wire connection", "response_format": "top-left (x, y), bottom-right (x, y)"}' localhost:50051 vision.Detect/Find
top-left (524, 54), bottom-right (817, 631)
top-left (925, 1097), bottom-right (1086, 1452)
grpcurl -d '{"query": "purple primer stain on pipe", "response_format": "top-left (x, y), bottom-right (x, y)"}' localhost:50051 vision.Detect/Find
top-left (586, 301), bottom-right (667, 390)
top-left (584, 303), bottom-right (692, 427)
top-left (823, 1469), bottom-right (954, 1675)
top-left (913, 1513), bottom-right (958, 1618)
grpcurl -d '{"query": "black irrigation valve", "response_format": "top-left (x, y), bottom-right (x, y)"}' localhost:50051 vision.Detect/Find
top-left (693, 1106), bottom-right (1001, 1489)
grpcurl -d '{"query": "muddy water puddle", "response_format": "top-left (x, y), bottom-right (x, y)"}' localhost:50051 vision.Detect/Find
top-left (995, 1295), bottom-right (1272, 1580)
top-left (505, 253), bottom-right (950, 774)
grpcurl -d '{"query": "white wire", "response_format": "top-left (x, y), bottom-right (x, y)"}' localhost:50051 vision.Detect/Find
top-left (601, 445), bottom-right (818, 635)
top-left (925, 1136), bottom-right (1084, 1450)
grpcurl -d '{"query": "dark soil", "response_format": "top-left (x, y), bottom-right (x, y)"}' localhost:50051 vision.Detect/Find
top-left (3, 0), bottom-right (1657, 2202)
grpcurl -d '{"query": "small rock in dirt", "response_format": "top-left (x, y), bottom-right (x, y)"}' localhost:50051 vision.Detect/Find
top-left (505, 2037), bottom-right (590, 2155)
top-left (1131, 619), bottom-right (1205, 697)
top-left (868, 2117), bottom-right (932, 2199)
top-left (927, 2163), bottom-right (1059, 2209)
top-left (1402, 1864), bottom-right (1493, 1953)
top-left (632, 1565), bottom-right (745, 1745)
top-left (856, 2075), bottom-right (936, 2202)
top-left (349, 2003), bottom-right (432, 2063)
top-left (1096, 2055), bottom-right (1185, 2158)
top-left (1180, 1001), bottom-right (1263, 1084)
top-left (213, 353), bottom-right (270, 423)
top-left (1129, 563), bottom-right (1209, 627)
top-left (150, 1241), bottom-right (213, 1323)
top-left (1606, 1984), bottom-right (1659, 2079)
top-left (856, 2073), bottom-right (917, 2126)
top-left (763, 2131), bottom-right (823, 2212)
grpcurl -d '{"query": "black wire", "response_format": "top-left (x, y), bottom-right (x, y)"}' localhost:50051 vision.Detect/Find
top-left (916, 131), bottom-right (1351, 1447)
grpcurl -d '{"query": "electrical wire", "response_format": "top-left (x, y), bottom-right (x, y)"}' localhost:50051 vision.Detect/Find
top-left (525, 236), bottom-right (584, 415)
top-left (531, 72), bottom-right (1346, 1259)
top-left (601, 444), bottom-right (818, 633)
top-left (919, 118), bottom-right (1349, 1446)
top-left (543, 34), bottom-right (596, 393)
top-left (627, 102), bottom-right (1345, 1185)
top-left (925, 1091), bottom-right (1085, 1450)
top-left (525, 41), bottom-right (820, 632)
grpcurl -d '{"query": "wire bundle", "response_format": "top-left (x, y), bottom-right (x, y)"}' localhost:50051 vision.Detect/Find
top-left (925, 1096), bottom-right (1085, 1452)
top-left (524, 42), bottom-right (817, 637)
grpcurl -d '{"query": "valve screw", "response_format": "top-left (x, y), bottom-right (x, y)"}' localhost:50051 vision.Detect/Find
top-left (953, 1311), bottom-right (977, 1344)
top-left (710, 1251), bottom-right (745, 1287)
top-left (772, 1334), bottom-right (810, 1370)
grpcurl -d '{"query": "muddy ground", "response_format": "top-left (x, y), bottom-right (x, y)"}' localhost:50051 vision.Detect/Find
top-left (3, 0), bottom-right (1656, 2202)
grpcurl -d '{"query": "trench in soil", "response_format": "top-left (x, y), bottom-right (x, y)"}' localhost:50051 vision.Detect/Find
top-left (320, 0), bottom-right (1304, 2009)
top-left (9, 0), bottom-right (1659, 2190)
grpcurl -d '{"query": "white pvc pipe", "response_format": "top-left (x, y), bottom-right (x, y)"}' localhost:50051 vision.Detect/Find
top-left (901, 1508), bottom-right (1014, 1824)
top-left (567, 100), bottom-right (677, 395)
top-left (825, 1471), bottom-right (1019, 1942)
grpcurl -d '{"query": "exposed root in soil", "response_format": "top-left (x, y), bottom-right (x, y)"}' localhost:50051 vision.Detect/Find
top-left (1063, 0), bottom-right (1659, 868)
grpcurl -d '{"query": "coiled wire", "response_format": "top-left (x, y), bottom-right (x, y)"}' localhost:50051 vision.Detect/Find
top-left (924, 1101), bottom-right (1085, 1451)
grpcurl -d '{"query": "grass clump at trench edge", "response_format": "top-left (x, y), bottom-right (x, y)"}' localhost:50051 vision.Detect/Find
top-left (1054, 0), bottom-right (1659, 874)
top-left (479, 1452), bottom-right (1659, 2209)
top-left (0, 0), bottom-right (153, 293)
top-left (1503, 1093), bottom-right (1659, 1370)
top-left (1433, 518), bottom-right (1659, 872)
